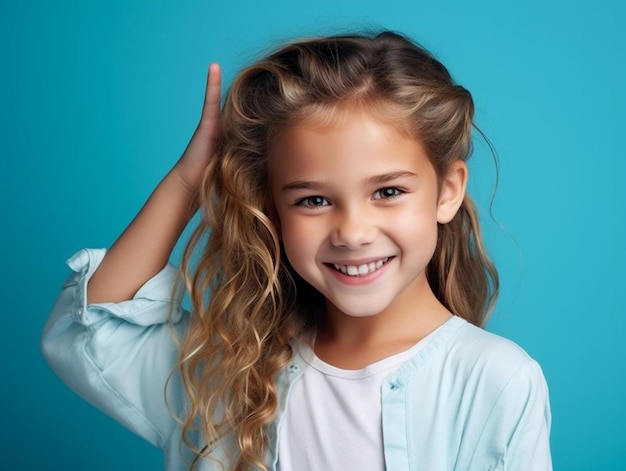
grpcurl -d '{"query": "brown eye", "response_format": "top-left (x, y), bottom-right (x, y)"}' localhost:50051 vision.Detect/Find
top-left (373, 187), bottom-right (403, 200)
top-left (296, 196), bottom-right (330, 208)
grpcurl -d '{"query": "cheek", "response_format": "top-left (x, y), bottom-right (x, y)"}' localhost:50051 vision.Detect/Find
top-left (395, 205), bottom-right (440, 257)
top-left (279, 217), bottom-right (319, 265)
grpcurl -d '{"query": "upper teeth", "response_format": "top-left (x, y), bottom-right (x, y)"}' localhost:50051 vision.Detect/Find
top-left (333, 258), bottom-right (389, 276)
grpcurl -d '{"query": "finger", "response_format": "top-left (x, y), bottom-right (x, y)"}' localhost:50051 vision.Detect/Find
top-left (200, 63), bottom-right (222, 125)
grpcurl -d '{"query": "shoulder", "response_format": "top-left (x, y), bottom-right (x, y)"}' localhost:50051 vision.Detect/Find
top-left (398, 317), bottom-right (552, 469)
top-left (444, 320), bottom-right (552, 468)
top-left (416, 316), bottom-right (547, 396)
top-left (449, 316), bottom-right (535, 364)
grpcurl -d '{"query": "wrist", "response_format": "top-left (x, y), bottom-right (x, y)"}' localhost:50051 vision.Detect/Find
top-left (171, 161), bottom-right (204, 196)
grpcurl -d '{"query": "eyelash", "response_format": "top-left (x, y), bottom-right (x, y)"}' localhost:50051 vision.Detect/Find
top-left (373, 187), bottom-right (404, 200)
top-left (294, 187), bottom-right (405, 208)
top-left (295, 196), bottom-right (330, 208)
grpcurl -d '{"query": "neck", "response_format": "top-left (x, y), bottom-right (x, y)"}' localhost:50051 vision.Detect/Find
top-left (314, 282), bottom-right (452, 369)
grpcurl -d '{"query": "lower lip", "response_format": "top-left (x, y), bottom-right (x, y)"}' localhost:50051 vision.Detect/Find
top-left (325, 258), bottom-right (393, 286)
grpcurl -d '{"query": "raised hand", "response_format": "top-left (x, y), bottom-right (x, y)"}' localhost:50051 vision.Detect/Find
top-left (174, 63), bottom-right (222, 192)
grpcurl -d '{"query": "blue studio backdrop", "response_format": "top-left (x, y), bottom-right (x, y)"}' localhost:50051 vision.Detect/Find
top-left (2, 0), bottom-right (624, 469)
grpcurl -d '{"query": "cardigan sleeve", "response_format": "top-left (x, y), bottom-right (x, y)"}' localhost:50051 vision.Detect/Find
top-left (474, 358), bottom-right (552, 471)
top-left (41, 248), bottom-right (189, 449)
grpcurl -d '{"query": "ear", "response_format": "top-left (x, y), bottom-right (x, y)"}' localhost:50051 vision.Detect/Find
top-left (436, 160), bottom-right (468, 224)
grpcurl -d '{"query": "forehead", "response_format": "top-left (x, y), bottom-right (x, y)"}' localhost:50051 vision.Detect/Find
top-left (290, 99), bottom-right (416, 138)
top-left (268, 108), bottom-right (434, 183)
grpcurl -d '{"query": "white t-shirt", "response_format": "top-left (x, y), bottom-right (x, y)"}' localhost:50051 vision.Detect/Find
top-left (278, 332), bottom-right (436, 471)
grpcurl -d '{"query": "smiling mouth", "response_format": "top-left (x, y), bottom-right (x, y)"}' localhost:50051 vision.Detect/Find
top-left (331, 257), bottom-right (390, 277)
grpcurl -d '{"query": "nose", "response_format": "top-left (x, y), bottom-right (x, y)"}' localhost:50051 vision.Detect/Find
top-left (330, 209), bottom-right (377, 249)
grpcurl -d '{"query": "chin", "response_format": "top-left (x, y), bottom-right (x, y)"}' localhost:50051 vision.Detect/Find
top-left (327, 298), bottom-right (390, 319)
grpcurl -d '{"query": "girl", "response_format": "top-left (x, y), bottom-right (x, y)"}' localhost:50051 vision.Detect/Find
top-left (42, 31), bottom-right (551, 470)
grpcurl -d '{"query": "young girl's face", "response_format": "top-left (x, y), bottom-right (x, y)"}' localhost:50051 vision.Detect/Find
top-left (269, 108), bottom-right (465, 320)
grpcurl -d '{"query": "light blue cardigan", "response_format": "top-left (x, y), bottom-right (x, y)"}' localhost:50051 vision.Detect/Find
top-left (42, 248), bottom-right (552, 470)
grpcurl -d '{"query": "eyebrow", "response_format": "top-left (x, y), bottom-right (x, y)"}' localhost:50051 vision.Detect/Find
top-left (366, 171), bottom-right (417, 185)
top-left (281, 171), bottom-right (417, 192)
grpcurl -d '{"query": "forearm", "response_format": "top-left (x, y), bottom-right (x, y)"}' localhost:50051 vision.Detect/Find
top-left (85, 64), bottom-right (221, 304)
top-left (87, 165), bottom-right (197, 304)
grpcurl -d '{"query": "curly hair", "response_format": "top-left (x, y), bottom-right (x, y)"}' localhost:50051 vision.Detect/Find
top-left (176, 30), bottom-right (499, 470)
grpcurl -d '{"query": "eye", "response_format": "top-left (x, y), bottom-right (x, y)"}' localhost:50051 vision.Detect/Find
top-left (373, 187), bottom-right (404, 200)
top-left (295, 196), bottom-right (330, 208)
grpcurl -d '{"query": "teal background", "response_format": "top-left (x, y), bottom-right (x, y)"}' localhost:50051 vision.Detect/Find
top-left (2, 0), bottom-right (624, 469)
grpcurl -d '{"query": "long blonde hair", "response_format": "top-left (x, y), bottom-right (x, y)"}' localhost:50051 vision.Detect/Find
top-left (177, 31), bottom-right (499, 469)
